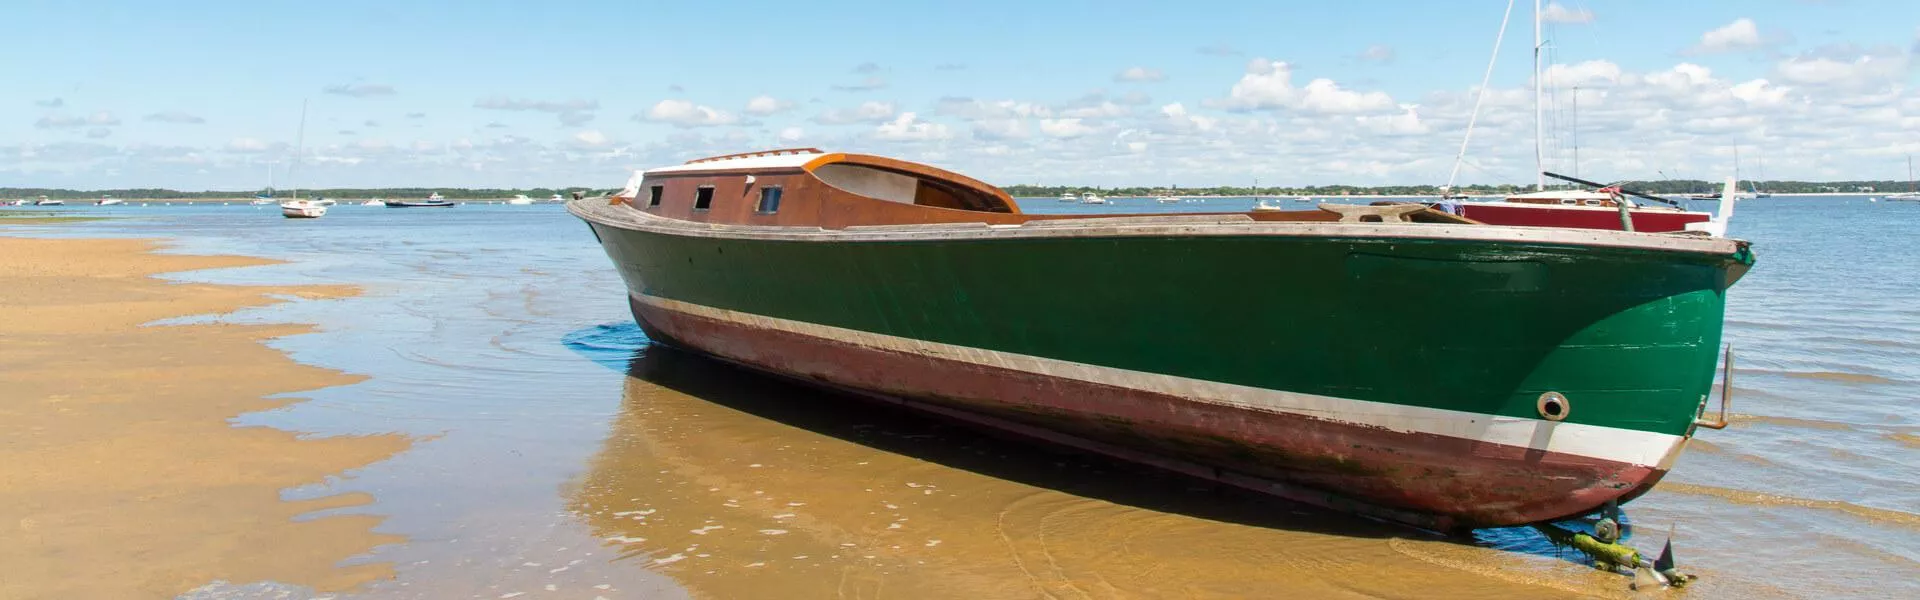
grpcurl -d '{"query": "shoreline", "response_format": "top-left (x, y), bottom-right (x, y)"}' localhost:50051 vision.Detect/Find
top-left (0, 234), bottom-right (409, 598)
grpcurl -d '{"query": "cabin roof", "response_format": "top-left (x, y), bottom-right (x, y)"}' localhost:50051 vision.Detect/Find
top-left (645, 149), bottom-right (827, 175)
top-left (639, 148), bottom-right (1021, 214)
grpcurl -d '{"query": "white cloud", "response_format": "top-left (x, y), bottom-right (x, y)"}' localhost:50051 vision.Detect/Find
top-left (35, 111), bottom-right (120, 129)
top-left (744, 95), bottom-right (795, 116)
top-left (1115, 67), bottom-right (1166, 82)
top-left (1728, 79), bottom-right (1790, 106)
top-left (1775, 47), bottom-right (1909, 87)
top-left (1543, 60), bottom-right (1624, 87)
top-left (1358, 44), bottom-right (1395, 63)
top-left (972, 119), bottom-right (1030, 140)
top-left (1159, 103), bottom-right (1218, 131)
top-left (1059, 101), bottom-right (1130, 119)
top-left (143, 111), bottom-right (207, 124)
top-left (1216, 59), bottom-right (1397, 114)
top-left (323, 83), bottom-right (396, 97)
top-left (1692, 18), bottom-right (1764, 54)
top-left (1298, 80), bottom-right (1397, 114)
top-left (777, 127), bottom-right (805, 142)
top-left (935, 98), bottom-right (1050, 120)
top-left (227, 137), bottom-right (270, 152)
top-left (1541, 3), bottom-right (1593, 24)
top-left (873, 112), bottom-right (951, 141)
top-left (813, 101), bottom-right (897, 125)
top-left (475, 97), bottom-right (599, 126)
top-left (642, 99), bottom-right (739, 127)
top-left (572, 130), bottom-right (610, 148)
top-left (1038, 118), bottom-right (1096, 138)
top-left (832, 76), bottom-right (887, 91)
top-left (1355, 105), bottom-right (1430, 135)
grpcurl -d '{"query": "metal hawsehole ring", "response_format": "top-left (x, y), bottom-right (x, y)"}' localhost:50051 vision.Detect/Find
top-left (1537, 392), bottom-right (1570, 421)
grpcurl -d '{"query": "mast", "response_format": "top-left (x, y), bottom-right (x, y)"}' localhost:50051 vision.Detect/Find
top-left (1571, 86), bottom-right (1579, 180)
top-left (289, 100), bottom-right (308, 203)
top-left (1532, 0), bottom-right (1544, 191)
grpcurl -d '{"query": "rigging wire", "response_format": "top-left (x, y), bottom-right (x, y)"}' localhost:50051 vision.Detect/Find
top-left (1444, 0), bottom-right (1520, 192)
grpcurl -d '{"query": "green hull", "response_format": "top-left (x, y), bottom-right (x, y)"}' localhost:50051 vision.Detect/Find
top-left (590, 224), bottom-right (1749, 438)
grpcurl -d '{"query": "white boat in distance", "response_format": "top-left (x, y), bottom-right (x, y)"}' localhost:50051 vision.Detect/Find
top-left (35, 197), bottom-right (63, 206)
top-left (1080, 192), bottom-right (1107, 204)
top-left (508, 194), bottom-right (535, 205)
top-left (280, 199), bottom-right (327, 218)
top-left (96, 196), bottom-right (124, 206)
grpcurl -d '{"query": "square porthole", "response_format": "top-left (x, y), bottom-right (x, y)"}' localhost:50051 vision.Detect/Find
top-left (694, 186), bottom-right (714, 211)
top-left (647, 185), bottom-right (662, 207)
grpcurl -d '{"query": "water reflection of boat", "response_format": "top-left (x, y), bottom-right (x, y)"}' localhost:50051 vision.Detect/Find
top-left (569, 340), bottom-right (1521, 598)
top-left (570, 147), bottom-right (1755, 530)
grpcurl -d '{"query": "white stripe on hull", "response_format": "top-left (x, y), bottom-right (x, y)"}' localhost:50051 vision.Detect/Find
top-left (637, 294), bottom-right (1690, 468)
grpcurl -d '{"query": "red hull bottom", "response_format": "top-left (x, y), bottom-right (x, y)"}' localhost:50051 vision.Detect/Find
top-left (630, 296), bottom-right (1670, 529)
top-left (1459, 203), bottom-right (1711, 233)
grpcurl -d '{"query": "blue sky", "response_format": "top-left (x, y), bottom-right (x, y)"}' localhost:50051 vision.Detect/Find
top-left (7, 0), bottom-right (1919, 190)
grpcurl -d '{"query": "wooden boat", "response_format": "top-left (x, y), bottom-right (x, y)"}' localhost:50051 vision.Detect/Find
top-left (569, 148), bottom-right (1755, 530)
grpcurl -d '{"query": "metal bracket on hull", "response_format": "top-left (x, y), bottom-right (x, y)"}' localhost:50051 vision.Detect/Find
top-left (1693, 345), bottom-right (1734, 430)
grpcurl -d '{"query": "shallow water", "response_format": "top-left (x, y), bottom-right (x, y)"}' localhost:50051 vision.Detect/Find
top-left (5, 196), bottom-right (1915, 598)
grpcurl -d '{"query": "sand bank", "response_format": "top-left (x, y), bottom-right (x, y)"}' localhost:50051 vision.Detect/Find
top-left (0, 236), bottom-right (409, 598)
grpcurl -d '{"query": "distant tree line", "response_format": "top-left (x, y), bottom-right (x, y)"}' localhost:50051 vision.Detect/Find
top-left (6, 179), bottom-right (1911, 201)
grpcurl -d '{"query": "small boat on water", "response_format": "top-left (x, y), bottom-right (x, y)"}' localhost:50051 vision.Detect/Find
top-left (362, 198), bottom-right (385, 206)
top-left (34, 197), bottom-right (63, 206)
top-left (1250, 197), bottom-right (1285, 212)
top-left (95, 196), bottom-right (123, 206)
top-left (1059, 191), bottom-right (1077, 202)
top-left (1079, 192), bottom-right (1107, 204)
top-left (508, 194), bottom-right (535, 205)
top-left (570, 148), bottom-right (1754, 530)
top-left (549, 193), bottom-right (566, 203)
top-left (1156, 195), bottom-right (1180, 204)
top-left (385, 192), bottom-right (457, 208)
top-left (280, 199), bottom-right (327, 219)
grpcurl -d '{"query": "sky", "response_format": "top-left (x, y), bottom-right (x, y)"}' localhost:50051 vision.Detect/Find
top-left (5, 0), bottom-right (1919, 190)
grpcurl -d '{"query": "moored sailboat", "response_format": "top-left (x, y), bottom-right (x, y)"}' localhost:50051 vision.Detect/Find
top-left (1439, 0), bottom-right (1721, 233)
top-left (1888, 155), bottom-right (1920, 201)
top-left (571, 148), bottom-right (1754, 530)
top-left (278, 100), bottom-right (326, 219)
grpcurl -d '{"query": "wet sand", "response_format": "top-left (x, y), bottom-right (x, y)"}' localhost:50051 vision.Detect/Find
top-left (0, 237), bottom-right (409, 598)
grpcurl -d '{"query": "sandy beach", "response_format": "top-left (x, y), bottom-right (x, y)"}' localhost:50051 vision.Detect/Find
top-left (0, 236), bottom-right (409, 598)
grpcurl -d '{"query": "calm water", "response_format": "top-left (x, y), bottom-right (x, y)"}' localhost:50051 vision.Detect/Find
top-left (4, 196), bottom-right (1914, 598)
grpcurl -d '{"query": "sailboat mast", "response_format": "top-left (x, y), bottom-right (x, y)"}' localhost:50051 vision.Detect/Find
top-left (1532, 0), bottom-right (1544, 191)
top-left (290, 100), bottom-right (308, 202)
top-left (1571, 86), bottom-right (1579, 180)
